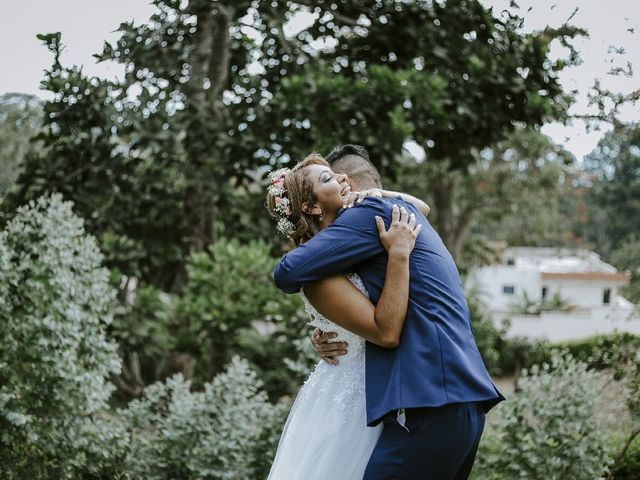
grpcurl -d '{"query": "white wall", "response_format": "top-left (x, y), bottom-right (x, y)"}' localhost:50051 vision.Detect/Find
top-left (468, 265), bottom-right (540, 312)
top-left (494, 304), bottom-right (640, 342)
top-left (469, 267), bottom-right (626, 311)
top-left (543, 279), bottom-right (620, 308)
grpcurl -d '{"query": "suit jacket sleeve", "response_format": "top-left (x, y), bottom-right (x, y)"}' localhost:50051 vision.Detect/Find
top-left (273, 199), bottom-right (390, 293)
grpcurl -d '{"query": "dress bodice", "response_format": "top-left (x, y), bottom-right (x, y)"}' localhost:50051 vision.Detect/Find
top-left (300, 273), bottom-right (368, 367)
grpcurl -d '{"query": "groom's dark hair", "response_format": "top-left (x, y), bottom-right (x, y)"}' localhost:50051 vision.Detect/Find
top-left (326, 144), bottom-right (383, 189)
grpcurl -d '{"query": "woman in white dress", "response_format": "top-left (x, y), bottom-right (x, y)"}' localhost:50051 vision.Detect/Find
top-left (265, 153), bottom-right (426, 479)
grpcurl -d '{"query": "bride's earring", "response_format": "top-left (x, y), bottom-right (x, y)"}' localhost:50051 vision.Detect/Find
top-left (318, 211), bottom-right (324, 222)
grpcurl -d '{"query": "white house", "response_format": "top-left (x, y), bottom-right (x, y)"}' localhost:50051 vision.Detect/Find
top-left (467, 247), bottom-right (640, 342)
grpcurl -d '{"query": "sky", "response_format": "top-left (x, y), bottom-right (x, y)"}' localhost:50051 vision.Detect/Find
top-left (1, 0), bottom-right (639, 162)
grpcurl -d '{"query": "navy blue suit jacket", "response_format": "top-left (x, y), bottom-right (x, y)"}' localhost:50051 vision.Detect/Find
top-left (274, 197), bottom-right (504, 426)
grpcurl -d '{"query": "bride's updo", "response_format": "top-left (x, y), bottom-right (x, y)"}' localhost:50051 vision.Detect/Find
top-left (266, 153), bottom-right (330, 246)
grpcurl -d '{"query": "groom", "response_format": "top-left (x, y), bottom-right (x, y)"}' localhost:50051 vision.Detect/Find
top-left (273, 145), bottom-right (504, 479)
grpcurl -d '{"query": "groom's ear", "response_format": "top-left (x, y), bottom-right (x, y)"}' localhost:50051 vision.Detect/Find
top-left (302, 201), bottom-right (321, 216)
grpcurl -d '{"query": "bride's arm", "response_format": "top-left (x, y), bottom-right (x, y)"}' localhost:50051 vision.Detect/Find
top-left (304, 205), bottom-right (420, 348)
top-left (345, 189), bottom-right (430, 217)
top-left (381, 190), bottom-right (430, 217)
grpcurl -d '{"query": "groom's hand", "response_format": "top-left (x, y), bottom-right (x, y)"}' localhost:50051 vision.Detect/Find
top-left (311, 328), bottom-right (348, 365)
top-left (343, 188), bottom-right (383, 208)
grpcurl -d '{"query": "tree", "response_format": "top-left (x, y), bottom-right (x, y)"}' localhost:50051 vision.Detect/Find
top-left (610, 236), bottom-right (640, 305)
top-left (391, 128), bottom-right (578, 262)
top-left (260, 0), bottom-right (583, 256)
top-left (1, 0), bottom-right (583, 279)
top-left (583, 124), bottom-right (640, 258)
top-left (1, 1), bottom-right (300, 290)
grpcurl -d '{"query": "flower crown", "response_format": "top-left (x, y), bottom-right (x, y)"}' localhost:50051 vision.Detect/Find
top-left (267, 168), bottom-right (295, 238)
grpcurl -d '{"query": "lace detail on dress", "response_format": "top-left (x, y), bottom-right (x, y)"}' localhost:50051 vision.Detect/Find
top-left (298, 274), bottom-right (369, 423)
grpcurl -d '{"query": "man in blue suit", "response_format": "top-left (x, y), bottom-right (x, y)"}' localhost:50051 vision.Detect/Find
top-left (273, 145), bottom-right (504, 479)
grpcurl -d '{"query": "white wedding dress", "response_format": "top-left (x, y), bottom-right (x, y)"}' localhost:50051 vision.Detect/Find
top-left (268, 274), bottom-right (382, 480)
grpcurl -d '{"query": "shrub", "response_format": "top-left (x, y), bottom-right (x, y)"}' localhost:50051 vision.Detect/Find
top-left (468, 294), bottom-right (507, 375)
top-left (177, 239), bottom-right (287, 376)
top-left (0, 194), bottom-right (122, 479)
top-left (109, 282), bottom-right (175, 400)
top-left (612, 436), bottom-right (640, 480)
top-left (119, 356), bottom-right (286, 480)
top-left (555, 332), bottom-right (640, 372)
top-left (473, 354), bottom-right (612, 479)
top-left (177, 238), bottom-right (311, 399)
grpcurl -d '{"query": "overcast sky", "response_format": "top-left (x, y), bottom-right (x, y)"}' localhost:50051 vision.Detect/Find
top-left (1, 0), bottom-right (638, 161)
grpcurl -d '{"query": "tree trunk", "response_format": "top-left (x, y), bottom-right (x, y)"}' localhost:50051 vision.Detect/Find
top-left (431, 176), bottom-right (455, 252)
top-left (452, 205), bottom-right (476, 261)
top-left (177, 1), bottom-right (233, 290)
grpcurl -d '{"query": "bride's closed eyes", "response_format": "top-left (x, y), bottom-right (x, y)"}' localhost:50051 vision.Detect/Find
top-left (320, 171), bottom-right (335, 183)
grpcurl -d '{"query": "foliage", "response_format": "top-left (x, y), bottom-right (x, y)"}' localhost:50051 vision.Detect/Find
top-left (541, 291), bottom-right (571, 311)
top-left (0, 0), bottom-right (582, 285)
top-left (177, 239), bottom-right (282, 376)
top-left (176, 238), bottom-right (310, 391)
top-left (553, 333), bottom-right (640, 373)
top-left (0, 194), bottom-right (122, 479)
top-left (512, 289), bottom-right (572, 315)
top-left (474, 128), bottom-right (583, 250)
top-left (487, 331), bottom-right (640, 380)
top-left (612, 435), bottom-right (640, 480)
top-left (467, 293), bottom-right (509, 375)
top-left (474, 354), bottom-right (612, 479)
top-left (583, 124), bottom-right (640, 258)
top-left (0, 93), bottom-right (41, 196)
top-left (610, 235), bottom-right (640, 305)
top-left (391, 128), bottom-right (578, 261)
top-left (109, 283), bottom-right (175, 400)
top-left (119, 357), bottom-right (286, 480)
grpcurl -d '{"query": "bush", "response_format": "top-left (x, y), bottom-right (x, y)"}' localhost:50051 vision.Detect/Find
top-left (109, 282), bottom-right (175, 400)
top-left (177, 238), bottom-right (311, 399)
top-left (177, 239), bottom-right (288, 377)
top-left (473, 354), bottom-right (612, 479)
top-left (613, 436), bottom-right (640, 480)
top-left (119, 357), bottom-right (287, 480)
top-left (467, 294), bottom-right (553, 376)
top-left (0, 194), bottom-right (122, 479)
top-left (468, 294), bottom-right (507, 375)
top-left (555, 332), bottom-right (640, 372)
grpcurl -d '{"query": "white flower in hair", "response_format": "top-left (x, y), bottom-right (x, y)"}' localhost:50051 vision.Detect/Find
top-left (267, 167), bottom-right (295, 238)
top-left (277, 217), bottom-right (295, 237)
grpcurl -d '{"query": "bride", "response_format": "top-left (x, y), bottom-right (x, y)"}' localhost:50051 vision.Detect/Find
top-left (266, 153), bottom-right (423, 479)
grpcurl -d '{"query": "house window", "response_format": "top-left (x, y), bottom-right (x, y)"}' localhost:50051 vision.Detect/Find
top-left (503, 285), bottom-right (515, 295)
top-left (542, 286), bottom-right (548, 300)
top-left (603, 288), bottom-right (611, 305)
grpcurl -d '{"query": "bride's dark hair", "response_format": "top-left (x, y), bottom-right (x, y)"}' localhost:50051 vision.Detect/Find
top-left (266, 153), bottom-right (330, 246)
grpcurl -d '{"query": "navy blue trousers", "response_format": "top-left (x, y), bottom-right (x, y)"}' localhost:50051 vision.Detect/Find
top-left (363, 402), bottom-right (486, 480)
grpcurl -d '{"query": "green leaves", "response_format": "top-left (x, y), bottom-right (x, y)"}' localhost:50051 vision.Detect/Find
top-left (0, 194), bottom-right (121, 479)
top-left (118, 358), bottom-right (285, 480)
top-left (176, 238), bottom-right (304, 377)
top-left (0, 93), bottom-right (42, 197)
top-left (475, 354), bottom-right (613, 479)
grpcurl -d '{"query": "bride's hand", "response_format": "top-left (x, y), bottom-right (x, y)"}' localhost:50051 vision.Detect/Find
top-left (375, 204), bottom-right (421, 257)
top-left (343, 188), bottom-right (383, 208)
